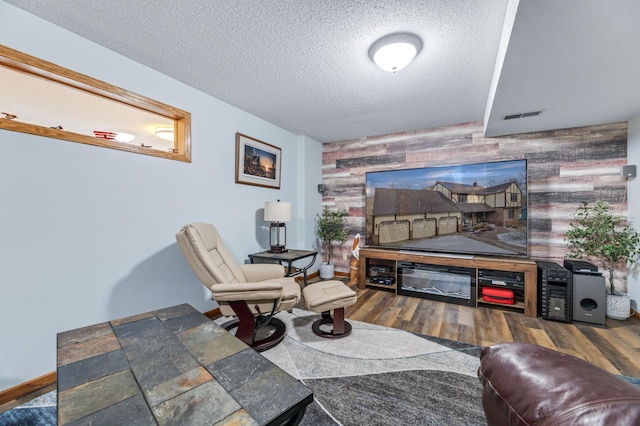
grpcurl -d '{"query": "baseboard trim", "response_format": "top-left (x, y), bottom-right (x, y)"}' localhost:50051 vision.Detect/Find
top-left (203, 307), bottom-right (222, 319)
top-left (0, 371), bottom-right (56, 408)
top-left (290, 270), bottom-right (349, 281)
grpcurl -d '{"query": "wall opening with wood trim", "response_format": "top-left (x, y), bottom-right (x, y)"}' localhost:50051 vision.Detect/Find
top-left (0, 44), bottom-right (191, 162)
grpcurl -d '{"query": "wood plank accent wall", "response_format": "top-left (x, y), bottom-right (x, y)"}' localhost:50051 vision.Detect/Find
top-left (322, 121), bottom-right (629, 289)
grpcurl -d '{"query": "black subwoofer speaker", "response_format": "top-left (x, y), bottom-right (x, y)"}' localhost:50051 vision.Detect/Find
top-left (572, 274), bottom-right (606, 326)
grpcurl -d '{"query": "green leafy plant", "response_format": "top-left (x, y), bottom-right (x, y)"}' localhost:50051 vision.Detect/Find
top-left (316, 206), bottom-right (349, 265)
top-left (565, 200), bottom-right (640, 293)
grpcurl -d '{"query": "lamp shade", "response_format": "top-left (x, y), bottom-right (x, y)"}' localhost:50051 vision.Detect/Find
top-left (369, 33), bottom-right (422, 73)
top-left (264, 201), bottom-right (291, 222)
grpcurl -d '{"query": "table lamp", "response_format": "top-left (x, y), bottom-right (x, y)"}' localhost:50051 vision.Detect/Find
top-left (264, 200), bottom-right (291, 253)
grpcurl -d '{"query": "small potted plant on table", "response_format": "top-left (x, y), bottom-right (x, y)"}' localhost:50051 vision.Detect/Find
top-left (316, 206), bottom-right (349, 280)
top-left (564, 200), bottom-right (640, 319)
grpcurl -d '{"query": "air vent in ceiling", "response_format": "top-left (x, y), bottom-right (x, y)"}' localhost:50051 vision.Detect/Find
top-left (502, 110), bottom-right (542, 120)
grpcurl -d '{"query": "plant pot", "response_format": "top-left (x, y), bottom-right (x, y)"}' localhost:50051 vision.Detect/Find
top-left (319, 263), bottom-right (335, 280)
top-left (606, 290), bottom-right (632, 320)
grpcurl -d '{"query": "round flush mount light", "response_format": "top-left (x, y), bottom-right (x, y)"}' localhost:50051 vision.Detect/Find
top-left (114, 132), bottom-right (135, 143)
top-left (369, 33), bottom-right (423, 73)
top-left (154, 127), bottom-right (174, 141)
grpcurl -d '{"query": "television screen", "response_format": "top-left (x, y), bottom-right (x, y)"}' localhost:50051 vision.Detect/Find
top-left (365, 159), bottom-right (527, 257)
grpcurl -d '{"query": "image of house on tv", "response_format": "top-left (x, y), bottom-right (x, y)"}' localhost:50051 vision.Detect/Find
top-left (370, 180), bottom-right (524, 245)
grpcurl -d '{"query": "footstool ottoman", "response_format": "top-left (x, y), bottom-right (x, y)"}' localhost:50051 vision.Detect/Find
top-left (303, 280), bottom-right (357, 338)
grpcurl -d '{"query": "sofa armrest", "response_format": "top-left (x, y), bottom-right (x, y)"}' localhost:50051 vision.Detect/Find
top-left (478, 343), bottom-right (640, 425)
top-left (239, 263), bottom-right (286, 281)
top-left (211, 282), bottom-right (283, 302)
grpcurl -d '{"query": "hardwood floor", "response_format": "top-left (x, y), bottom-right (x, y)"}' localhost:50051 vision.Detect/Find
top-left (344, 285), bottom-right (640, 378)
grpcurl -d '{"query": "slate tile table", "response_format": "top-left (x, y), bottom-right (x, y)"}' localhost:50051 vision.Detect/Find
top-left (56, 303), bottom-right (313, 425)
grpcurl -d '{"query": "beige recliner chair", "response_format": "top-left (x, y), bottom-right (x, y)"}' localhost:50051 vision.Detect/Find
top-left (176, 222), bottom-right (301, 351)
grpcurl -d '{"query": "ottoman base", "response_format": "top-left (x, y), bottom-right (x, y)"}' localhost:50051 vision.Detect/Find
top-left (311, 309), bottom-right (352, 338)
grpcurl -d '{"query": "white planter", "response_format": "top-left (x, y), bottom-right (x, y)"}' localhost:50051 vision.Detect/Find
top-left (319, 263), bottom-right (335, 280)
top-left (606, 291), bottom-right (631, 320)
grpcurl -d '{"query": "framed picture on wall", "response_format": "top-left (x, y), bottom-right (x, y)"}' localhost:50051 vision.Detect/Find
top-left (235, 132), bottom-right (282, 189)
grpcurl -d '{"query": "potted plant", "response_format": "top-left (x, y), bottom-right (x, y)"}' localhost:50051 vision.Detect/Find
top-left (564, 200), bottom-right (640, 319)
top-left (316, 206), bottom-right (349, 279)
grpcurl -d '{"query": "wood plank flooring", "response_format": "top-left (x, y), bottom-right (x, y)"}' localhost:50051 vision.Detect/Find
top-left (343, 286), bottom-right (640, 378)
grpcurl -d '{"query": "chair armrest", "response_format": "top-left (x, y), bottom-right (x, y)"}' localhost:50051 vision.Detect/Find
top-left (240, 264), bottom-right (286, 281)
top-left (211, 282), bottom-right (283, 302)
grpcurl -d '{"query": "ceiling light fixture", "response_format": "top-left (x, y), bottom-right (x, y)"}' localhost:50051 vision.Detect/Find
top-left (114, 132), bottom-right (136, 143)
top-left (369, 33), bottom-right (422, 73)
top-left (155, 127), bottom-right (174, 141)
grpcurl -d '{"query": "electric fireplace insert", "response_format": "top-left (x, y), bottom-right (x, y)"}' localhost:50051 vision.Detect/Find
top-left (397, 261), bottom-right (476, 307)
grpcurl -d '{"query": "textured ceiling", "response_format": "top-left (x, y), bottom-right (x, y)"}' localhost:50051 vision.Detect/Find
top-left (4, 0), bottom-right (640, 143)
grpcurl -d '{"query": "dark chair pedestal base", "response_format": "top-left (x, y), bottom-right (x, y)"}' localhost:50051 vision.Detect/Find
top-left (223, 300), bottom-right (287, 352)
top-left (311, 308), bottom-right (352, 338)
top-left (221, 317), bottom-right (286, 352)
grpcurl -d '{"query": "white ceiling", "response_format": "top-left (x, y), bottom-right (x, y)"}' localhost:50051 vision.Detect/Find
top-left (5, 0), bottom-right (640, 143)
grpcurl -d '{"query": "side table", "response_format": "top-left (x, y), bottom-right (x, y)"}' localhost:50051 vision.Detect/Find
top-left (248, 249), bottom-right (317, 286)
top-left (57, 304), bottom-right (313, 425)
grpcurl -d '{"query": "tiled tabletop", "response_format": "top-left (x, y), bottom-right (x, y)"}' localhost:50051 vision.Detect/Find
top-left (57, 304), bottom-right (313, 425)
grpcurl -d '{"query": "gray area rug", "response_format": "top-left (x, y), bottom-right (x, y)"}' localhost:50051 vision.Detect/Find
top-left (259, 309), bottom-right (486, 426)
top-left (0, 392), bottom-right (56, 426)
top-left (303, 369), bottom-right (485, 425)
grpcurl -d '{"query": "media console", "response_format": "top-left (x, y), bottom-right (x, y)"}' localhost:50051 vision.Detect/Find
top-left (357, 248), bottom-right (538, 317)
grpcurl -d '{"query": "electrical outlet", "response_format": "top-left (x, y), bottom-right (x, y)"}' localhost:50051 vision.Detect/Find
top-left (342, 252), bottom-right (348, 260)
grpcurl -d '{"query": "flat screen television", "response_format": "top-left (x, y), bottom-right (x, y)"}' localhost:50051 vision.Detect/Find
top-left (365, 159), bottom-right (527, 257)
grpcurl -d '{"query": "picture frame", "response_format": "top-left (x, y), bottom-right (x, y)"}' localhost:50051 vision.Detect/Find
top-left (235, 132), bottom-right (282, 189)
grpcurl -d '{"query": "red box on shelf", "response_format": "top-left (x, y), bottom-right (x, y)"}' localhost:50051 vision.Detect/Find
top-left (482, 287), bottom-right (515, 305)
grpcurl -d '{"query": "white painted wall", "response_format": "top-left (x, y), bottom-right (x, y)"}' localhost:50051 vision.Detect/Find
top-left (627, 114), bottom-right (640, 311)
top-left (0, 2), bottom-right (320, 389)
top-left (299, 135), bottom-right (325, 271)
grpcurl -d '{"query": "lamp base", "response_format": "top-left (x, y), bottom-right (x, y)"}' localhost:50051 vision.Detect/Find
top-left (268, 245), bottom-right (288, 253)
top-left (269, 222), bottom-right (287, 254)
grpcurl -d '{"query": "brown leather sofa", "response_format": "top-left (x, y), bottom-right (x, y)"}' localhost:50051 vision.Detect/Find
top-left (478, 342), bottom-right (640, 425)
